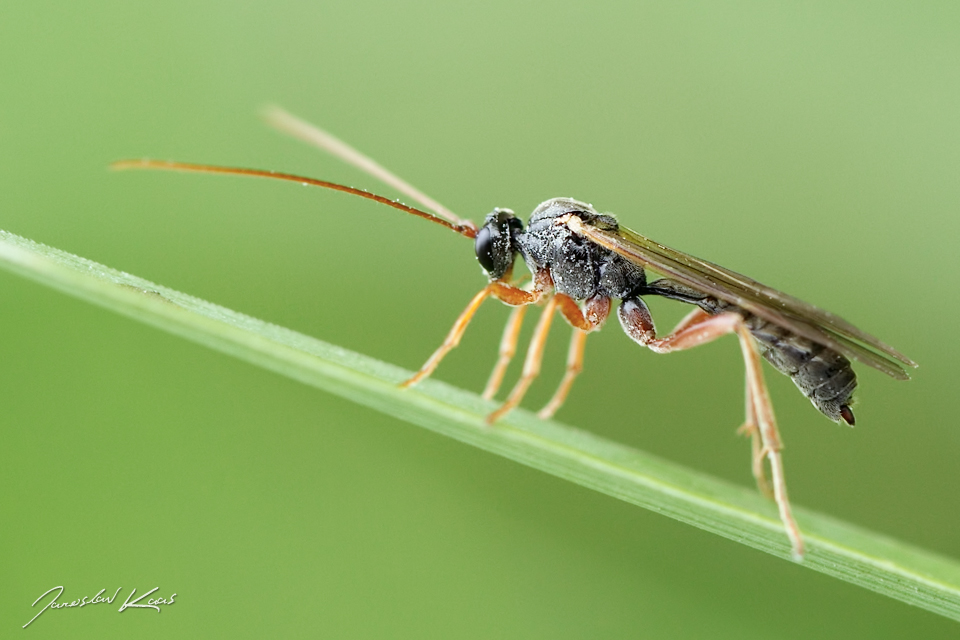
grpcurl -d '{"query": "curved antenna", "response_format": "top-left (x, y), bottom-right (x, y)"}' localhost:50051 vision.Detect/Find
top-left (111, 159), bottom-right (477, 239)
top-left (262, 106), bottom-right (477, 233)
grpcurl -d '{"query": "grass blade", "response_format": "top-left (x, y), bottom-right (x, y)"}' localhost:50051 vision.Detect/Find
top-left (1, 227), bottom-right (959, 620)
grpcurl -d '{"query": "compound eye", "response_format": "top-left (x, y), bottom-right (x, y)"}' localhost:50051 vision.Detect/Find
top-left (474, 225), bottom-right (497, 273)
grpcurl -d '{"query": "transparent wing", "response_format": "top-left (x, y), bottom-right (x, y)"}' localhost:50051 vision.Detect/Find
top-left (569, 218), bottom-right (916, 379)
top-left (262, 106), bottom-right (476, 232)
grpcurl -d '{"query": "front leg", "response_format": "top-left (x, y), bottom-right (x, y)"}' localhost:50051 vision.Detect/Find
top-left (618, 297), bottom-right (804, 558)
top-left (402, 270), bottom-right (551, 388)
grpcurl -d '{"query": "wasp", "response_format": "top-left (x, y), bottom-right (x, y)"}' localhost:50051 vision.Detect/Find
top-left (114, 107), bottom-right (916, 558)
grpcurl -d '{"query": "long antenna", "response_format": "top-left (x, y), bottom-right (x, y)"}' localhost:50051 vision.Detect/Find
top-left (111, 159), bottom-right (477, 238)
top-left (262, 106), bottom-right (477, 233)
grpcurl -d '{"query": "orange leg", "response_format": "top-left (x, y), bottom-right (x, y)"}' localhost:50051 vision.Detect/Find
top-left (486, 296), bottom-right (560, 424)
top-left (401, 286), bottom-right (492, 388)
top-left (619, 298), bottom-right (804, 558)
top-left (670, 306), bottom-right (713, 333)
top-left (482, 305), bottom-right (529, 400)
top-left (737, 372), bottom-right (773, 498)
top-left (667, 308), bottom-right (772, 494)
top-left (402, 271), bottom-right (551, 388)
top-left (537, 294), bottom-right (611, 419)
top-left (537, 329), bottom-right (587, 419)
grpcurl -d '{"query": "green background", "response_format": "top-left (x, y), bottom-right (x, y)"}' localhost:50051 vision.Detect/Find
top-left (2, 1), bottom-right (959, 637)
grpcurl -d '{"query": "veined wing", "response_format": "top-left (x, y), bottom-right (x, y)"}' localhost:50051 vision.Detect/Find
top-left (567, 217), bottom-right (916, 380)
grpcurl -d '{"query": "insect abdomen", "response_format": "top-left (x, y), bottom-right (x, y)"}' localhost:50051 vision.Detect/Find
top-left (745, 316), bottom-right (857, 424)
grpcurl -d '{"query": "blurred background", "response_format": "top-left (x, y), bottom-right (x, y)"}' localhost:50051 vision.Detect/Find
top-left (2, 1), bottom-right (959, 637)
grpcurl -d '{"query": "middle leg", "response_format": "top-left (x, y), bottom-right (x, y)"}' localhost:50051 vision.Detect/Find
top-left (537, 294), bottom-right (611, 419)
top-left (486, 296), bottom-right (560, 424)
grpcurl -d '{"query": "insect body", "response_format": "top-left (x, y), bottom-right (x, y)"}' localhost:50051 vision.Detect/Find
top-left (476, 197), bottom-right (859, 424)
top-left (115, 107), bottom-right (916, 559)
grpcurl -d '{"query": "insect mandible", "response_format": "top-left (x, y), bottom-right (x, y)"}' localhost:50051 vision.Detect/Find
top-left (114, 107), bottom-right (917, 558)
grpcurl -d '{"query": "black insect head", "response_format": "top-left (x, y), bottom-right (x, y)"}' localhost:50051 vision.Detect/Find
top-left (474, 209), bottom-right (522, 279)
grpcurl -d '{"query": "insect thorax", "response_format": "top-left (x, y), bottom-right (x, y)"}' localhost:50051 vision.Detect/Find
top-left (516, 198), bottom-right (647, 301)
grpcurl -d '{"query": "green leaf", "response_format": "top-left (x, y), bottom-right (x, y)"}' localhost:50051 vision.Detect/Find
top-left (2, 227), bottom-right (959, 620)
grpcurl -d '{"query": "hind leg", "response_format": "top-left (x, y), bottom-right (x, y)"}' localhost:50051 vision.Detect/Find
top-left (737, 375), bottom-right (774, 498)
top-left (619, 299), bottom-right (804, 558)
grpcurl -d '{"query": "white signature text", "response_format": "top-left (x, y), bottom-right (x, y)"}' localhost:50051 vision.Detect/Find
top-left (23, 585), bottom-right (176, 628)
